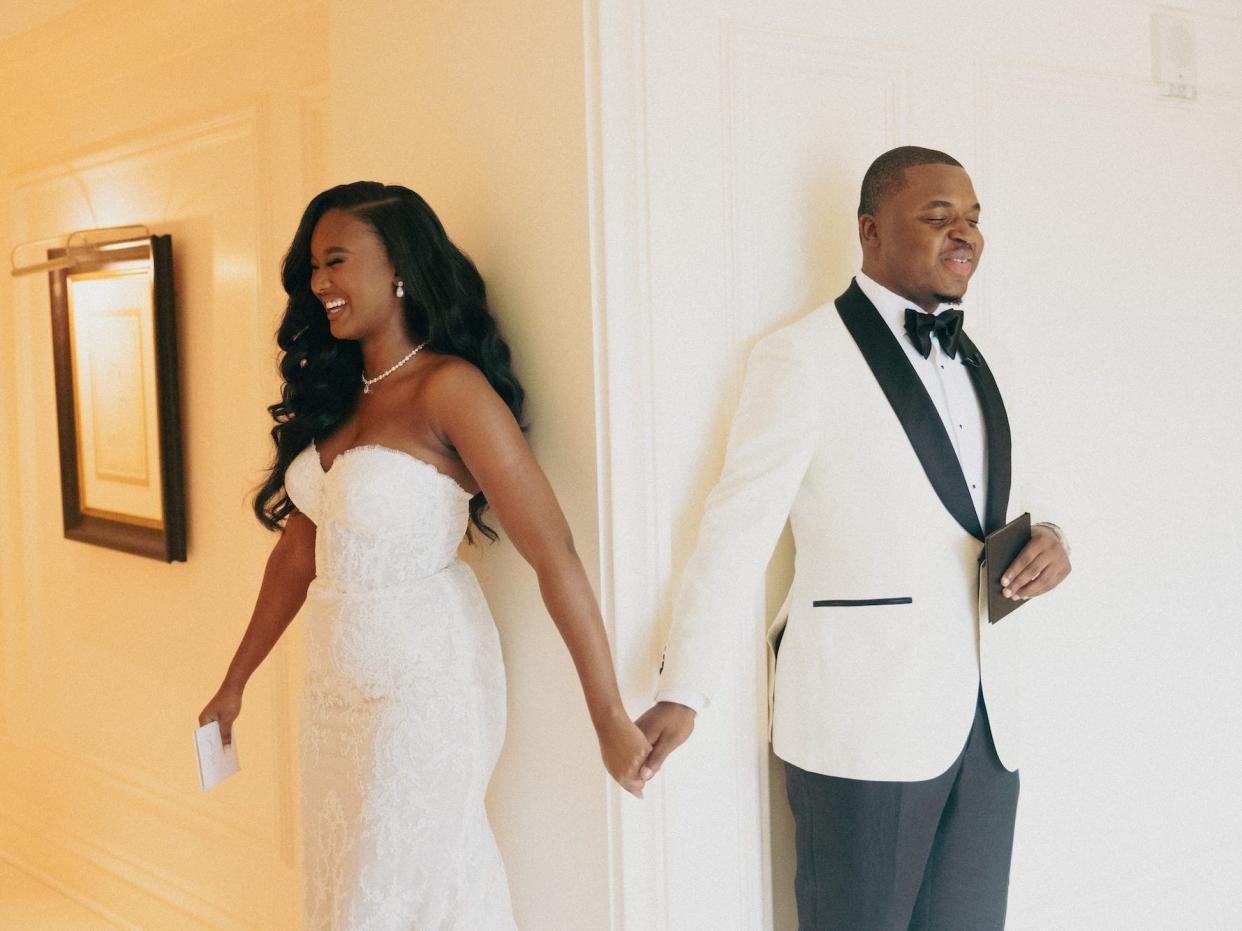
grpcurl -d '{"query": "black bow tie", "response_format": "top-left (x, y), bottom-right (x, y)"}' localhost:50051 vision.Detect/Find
top-left (904, 308), bottom-right (964, 359)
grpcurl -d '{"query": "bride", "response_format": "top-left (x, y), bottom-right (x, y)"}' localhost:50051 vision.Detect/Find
top-left (198, 182), bottom-right (651, 929)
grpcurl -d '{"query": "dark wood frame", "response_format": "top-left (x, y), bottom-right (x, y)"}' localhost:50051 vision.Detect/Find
top-left (47, 235), bottom-right (186, 561)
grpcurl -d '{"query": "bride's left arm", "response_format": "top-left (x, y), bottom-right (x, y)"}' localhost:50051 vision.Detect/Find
top-left (427, 359), bottom-right (652, 798)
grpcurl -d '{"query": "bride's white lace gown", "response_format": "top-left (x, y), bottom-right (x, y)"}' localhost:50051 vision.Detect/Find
top-left (285, 441), bottom-right (516, 930)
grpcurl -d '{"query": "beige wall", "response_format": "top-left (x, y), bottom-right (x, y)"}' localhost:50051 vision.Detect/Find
top-left (1, 2), bottom-right (322, 927)
top-left (0, 1), bottom-right (609, 928)
top-left (327, 3), bottom-right (611, 929)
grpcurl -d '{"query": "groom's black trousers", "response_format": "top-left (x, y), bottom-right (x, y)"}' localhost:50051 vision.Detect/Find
top-left (783, 689), bottom-right (1019, 930)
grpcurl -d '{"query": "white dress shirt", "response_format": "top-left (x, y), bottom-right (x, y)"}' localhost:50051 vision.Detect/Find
top-left (855, 270), bottom-right (988, 522)
top-left (656, 272), bottom-right (991, 714)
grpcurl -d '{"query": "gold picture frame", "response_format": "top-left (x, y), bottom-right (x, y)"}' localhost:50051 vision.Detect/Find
top-left (48, 236), bottom-right (186, 561)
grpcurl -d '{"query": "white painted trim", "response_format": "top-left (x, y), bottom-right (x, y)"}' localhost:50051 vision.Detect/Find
top-left (585, 1), bottom-right (668, 928)
top-left (586, 2), bottom-right (772, 928)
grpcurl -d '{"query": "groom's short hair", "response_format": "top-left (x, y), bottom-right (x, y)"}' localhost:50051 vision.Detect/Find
top-left (858, 146), bottom-right (964, 217)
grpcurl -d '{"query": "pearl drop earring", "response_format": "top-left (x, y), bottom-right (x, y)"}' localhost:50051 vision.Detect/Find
top-left (395, 280), bottom-right (405, 298)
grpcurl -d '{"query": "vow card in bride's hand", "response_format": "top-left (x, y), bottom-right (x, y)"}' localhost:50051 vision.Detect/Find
top-left (194, 720), bottom-right (240, 790)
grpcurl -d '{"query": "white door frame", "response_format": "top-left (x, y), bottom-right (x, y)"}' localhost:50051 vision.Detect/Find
top-left (585, 2), bottom-right (774, 928)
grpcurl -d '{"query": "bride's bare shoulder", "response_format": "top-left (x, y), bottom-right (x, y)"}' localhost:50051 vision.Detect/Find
top-left (417, 353), bottom-right (494, 400)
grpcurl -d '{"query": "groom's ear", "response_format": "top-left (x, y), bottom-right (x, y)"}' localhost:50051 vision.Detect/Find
top-left (859, 214), bottom-right (880, 250)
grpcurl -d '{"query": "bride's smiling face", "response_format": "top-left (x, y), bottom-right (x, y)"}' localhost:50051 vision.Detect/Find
top-left (309, 209), bottom-right (403, 342)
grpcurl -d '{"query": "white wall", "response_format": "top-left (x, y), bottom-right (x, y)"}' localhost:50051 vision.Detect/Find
top-left (592, 1), bottom-right (1242, 927)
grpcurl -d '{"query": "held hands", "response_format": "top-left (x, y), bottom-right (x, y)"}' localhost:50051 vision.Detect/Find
top-left (197, 683), bottom-right (244, 746)
top-left (1000, 523), bottom-right (1071, 601)
top-left (596, 710), bottom-right (655, 798)
top-left (634, 701), bottom-right (696, 780)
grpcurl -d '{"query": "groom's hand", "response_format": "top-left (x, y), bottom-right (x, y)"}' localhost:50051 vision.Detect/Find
top-left (1001, 523), bottom-right (1071, 600)
top-left (635, 701), bottom-right (696, 777)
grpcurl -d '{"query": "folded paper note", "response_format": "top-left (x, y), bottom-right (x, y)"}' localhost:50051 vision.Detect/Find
top-left (194, 720), bottom-right (239, 790)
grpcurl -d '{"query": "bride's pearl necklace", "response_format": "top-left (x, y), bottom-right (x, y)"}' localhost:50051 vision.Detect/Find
top-left (361, 341), bottom-right (428, 394)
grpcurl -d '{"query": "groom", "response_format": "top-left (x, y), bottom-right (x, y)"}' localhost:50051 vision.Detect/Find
top-left (637, 146), bottom-right (1071, 929)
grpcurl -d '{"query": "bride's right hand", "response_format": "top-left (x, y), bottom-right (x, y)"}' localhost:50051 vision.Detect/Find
top-left (198, 684), bottom-right (244, 746)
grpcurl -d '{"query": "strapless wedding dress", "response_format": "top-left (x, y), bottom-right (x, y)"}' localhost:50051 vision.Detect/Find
top-left (285, 441), bottom-right (516, 930)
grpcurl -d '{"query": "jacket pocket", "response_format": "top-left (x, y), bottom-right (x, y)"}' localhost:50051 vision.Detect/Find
top-left (812, 597), bottom-right (912, 607)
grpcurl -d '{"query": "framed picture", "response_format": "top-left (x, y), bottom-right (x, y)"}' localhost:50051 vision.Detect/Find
top-left (47, 235), bottom-right (186, 561)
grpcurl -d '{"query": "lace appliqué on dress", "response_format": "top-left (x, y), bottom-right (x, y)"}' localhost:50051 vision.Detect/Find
top-left (287, 444), bottom-right (516, 930)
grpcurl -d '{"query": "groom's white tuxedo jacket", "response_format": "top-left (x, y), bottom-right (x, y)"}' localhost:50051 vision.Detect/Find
top-left (658, 280), bottom-right (1025, 782)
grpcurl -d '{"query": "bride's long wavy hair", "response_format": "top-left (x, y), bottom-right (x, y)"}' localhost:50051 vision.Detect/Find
top-left (253, 182), bottom-right (525, 541)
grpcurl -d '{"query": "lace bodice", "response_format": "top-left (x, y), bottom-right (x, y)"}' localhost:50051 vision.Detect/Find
top-left (285, 442), bottom-right (473, 592)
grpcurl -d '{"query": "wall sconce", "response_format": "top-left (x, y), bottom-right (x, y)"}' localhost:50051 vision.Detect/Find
top-left (10, 224), bottom-right (152, 277)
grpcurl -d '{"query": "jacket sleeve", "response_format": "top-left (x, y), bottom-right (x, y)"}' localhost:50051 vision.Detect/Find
top-left (658, 321), bottom-right (827, 705)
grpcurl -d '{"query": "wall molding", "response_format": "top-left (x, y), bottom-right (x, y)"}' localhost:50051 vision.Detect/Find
top-left (0, 805), bottom-right (248, 930)
top-left (39, 740), bottom-right (274, 849)
top-left (10, 107), bottom-right (261, 200)
top-left (586, 1), bottom-right (669, 928)
top-left (0, 845), bottom-right (138, 931)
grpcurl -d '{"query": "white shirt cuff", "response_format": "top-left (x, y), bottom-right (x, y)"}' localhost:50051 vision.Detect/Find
top-left (654, 689), bottom-right (708, 713)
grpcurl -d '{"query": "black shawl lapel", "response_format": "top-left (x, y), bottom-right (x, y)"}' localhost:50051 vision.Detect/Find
top-left (956, 333), bottom-right (1012, 535)
top-left (835, 280), bottom-right (985, 541)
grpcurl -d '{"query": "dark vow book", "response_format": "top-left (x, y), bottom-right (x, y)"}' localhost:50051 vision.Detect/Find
top-left (985, 512), bottom-right (1031, 625)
